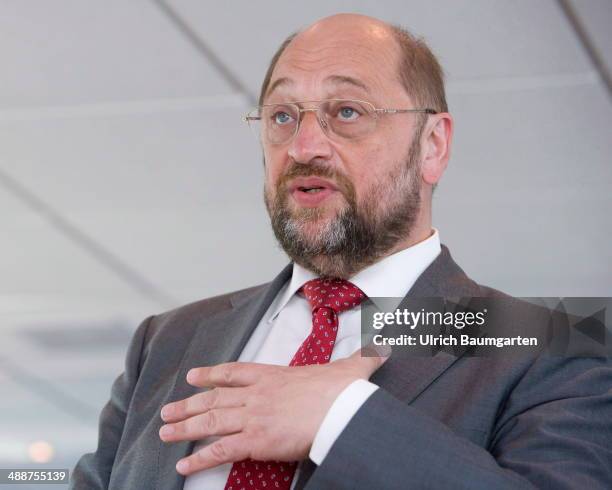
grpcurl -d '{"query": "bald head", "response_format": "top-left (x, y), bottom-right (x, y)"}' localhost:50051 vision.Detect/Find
top-left (294, 13), bottom-right (396, 48)
top-left (261, 14), bottom-right (400, 103)
top-left (258, 14), bottom-right (447, 116)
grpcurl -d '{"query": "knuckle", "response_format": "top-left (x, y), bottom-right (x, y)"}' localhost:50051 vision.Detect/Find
top-left (212, 364), bottom-right (234, 384)
top-left (208, 441), bottom-right (228, 463)
top-left (204, 410), bottom-right (217, 431)
top-left (221, 365), bottom-right (234, 384)
top-left (203, 388), bottom-right (219, 410)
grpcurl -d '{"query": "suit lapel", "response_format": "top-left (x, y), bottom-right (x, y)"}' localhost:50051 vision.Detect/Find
top-left (370, 245), bottom-right (481, 404)
top-left (155, 264), bottom-right (293, 490)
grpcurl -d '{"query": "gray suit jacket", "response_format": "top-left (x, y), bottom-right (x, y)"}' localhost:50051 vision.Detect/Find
top-left (71, 246), bottom-right (612, 489)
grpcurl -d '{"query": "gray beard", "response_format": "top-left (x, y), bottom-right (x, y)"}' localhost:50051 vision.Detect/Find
top-left (265, 141), bottom-right (422, 278)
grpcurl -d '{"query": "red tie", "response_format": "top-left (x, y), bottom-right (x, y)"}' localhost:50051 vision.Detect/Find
top-left (223, 278), bottom-right (366, 490)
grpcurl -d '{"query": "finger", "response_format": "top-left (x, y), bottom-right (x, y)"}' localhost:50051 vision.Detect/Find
top-left (175, 433), bottom-right (251, 475)
top-left (159, 407), bottom-right (245, 442)
top-left (161, 387), bottom-right (247, 423)
top-left (187, 362), bottom-right (275, 388)
top-left (347, 344), bottom-right (392, 377)
top-left (360, 341), bottom-right (392, 359)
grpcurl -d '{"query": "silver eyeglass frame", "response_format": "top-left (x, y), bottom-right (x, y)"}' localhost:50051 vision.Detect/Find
top-left (243, 98), bottom-right (438, 144)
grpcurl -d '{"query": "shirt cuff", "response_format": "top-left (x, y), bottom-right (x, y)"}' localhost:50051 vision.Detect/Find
top-left (309, 379), bottom-right (379, 465)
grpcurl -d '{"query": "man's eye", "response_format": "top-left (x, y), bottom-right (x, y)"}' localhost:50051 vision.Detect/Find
top-left (273, 112), bottom-right (294, 125)
top-left (337, 106), bottom-right (360, 121)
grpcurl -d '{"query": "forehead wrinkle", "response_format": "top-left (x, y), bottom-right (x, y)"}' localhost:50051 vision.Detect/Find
top-left (274, 53), bottom-right (395, 99)
top-left (323, 75), bottom-right (371, 95)
top-left (284, 40), bottom-right (395, 70)
top-left (282, 38), bottom-right (398, 75)
top-left (268, 73), bottom-right (374, 103)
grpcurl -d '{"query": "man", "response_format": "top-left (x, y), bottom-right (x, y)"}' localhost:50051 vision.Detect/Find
top-left (71, 13), bottom-right (612, 490)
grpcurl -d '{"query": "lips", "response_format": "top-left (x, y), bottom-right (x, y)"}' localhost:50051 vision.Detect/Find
top-left (288, 177), bottom-right (339, 207)
top-left (289, 177), bottom-right (338, 193)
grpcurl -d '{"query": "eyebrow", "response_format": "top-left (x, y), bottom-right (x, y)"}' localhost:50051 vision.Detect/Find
top-left (324, 75), bottom-right (371, 94)
top-left (265, 74), bottom-right (371, 100)
top-left (265, 77), bottom-right (293, 100)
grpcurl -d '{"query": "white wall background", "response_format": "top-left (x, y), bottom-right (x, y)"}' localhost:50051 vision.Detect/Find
top-left (0, 0), bottom-right (610, 479)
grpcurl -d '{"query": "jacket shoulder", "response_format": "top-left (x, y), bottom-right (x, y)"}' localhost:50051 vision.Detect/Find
top-left (140, 282), bottom-right (269, 350)
top-left (159, 283), bottom-right (268, 323)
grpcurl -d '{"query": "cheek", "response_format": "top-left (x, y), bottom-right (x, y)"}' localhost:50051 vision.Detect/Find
top-left (263, 148), bottom-right (284, 186)
top-left (345, 145), bottom-right (386, 197)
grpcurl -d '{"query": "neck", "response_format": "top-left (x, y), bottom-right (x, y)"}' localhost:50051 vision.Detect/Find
top-left (383, 221), bottom-right (433, 259)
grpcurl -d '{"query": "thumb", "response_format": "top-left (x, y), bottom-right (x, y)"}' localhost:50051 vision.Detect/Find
top-left (348, 342), bottom-right (392, 377)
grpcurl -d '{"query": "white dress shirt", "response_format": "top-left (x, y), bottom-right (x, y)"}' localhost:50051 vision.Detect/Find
top-left (184, 229), bottom-right (441, 489)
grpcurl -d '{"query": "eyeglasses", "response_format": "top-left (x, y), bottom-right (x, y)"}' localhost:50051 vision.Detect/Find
top-left (244, 98), bottom-right (437, 145)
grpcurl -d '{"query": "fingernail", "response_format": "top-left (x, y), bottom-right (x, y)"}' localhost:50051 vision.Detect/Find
top-left (161, 405), bottom-right (173, 419)
top-left (186, 369), bottom-right (196, 383)
top-left (160, 425), bottom-right (175, 437)
top-left (176, 460), bottom-right (189, 473)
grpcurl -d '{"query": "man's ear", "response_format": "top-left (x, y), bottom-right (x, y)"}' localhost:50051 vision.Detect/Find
top-left (420, 113), bottom-right (453, 186)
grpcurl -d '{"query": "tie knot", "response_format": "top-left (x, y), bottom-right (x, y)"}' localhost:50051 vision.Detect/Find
top-left (300, 278), bottom-right (367, 314)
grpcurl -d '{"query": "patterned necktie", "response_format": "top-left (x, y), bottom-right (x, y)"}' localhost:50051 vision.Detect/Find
top-left (223, 278), bottom-right (367, 490)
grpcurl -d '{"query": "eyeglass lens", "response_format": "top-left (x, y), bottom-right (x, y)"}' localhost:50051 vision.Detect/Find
top-left (257, 100), bottom-right (377, 144)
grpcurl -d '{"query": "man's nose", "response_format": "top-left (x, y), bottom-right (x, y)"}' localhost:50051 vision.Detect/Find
top-left (287, 110), bottom-right (333, 163)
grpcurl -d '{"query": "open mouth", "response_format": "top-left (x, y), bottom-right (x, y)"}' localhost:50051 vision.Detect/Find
top-left (298, 186), bottom-right (326, 194)
top-left (285, 176), bottom-right (340, 207)
top-left (288, 178), bottom-right (338, 207)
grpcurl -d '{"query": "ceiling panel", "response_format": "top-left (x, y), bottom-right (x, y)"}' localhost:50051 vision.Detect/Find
top-left (569, 0), bottom-right (612, 78)
top-left (435, 82), bottom-right (612, 296)
top-left (0, 186), bottom-right (162, 313)
top-left (0, 0), bottom-right (233, 110)
top-left (168, 0), bottom-right (593, 98)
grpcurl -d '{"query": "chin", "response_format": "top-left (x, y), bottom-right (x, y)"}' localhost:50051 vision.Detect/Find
top-left (289, 199), bottom-right (343, 219)
top-left (293, 216), bottom-right (333, 237)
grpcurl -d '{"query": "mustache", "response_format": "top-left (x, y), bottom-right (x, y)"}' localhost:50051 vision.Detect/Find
top-left (276, 162), bottom-right (354, 198)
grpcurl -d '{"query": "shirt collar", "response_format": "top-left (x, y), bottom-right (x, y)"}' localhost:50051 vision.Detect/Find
top-left (268, 228), bottom-right (441, 321)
